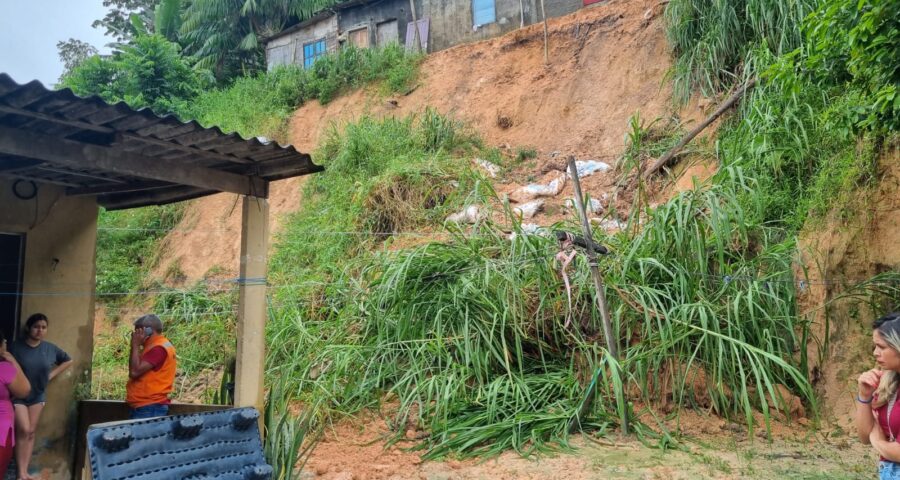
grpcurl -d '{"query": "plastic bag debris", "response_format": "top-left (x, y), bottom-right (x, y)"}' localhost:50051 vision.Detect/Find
top-left (446, 205), bottom-right (482, 224)
top-left (513, 200), bottom-right (544, 219)
top-left (511, 174), bottom-right (566, 201)
top-left (473, 158), bottom-right (501, 178)
top-left (575, 160), bottom-right (611, 178)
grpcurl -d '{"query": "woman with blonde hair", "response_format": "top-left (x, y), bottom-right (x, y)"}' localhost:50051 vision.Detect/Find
top-left (857, 311), bottom-right (900, 479)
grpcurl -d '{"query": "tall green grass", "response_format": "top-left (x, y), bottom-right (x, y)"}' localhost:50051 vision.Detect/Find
top-left (261, 110), bottom-right (817, 458)
top-left (95, 205), bottom-right (185, 300)
top-left (189, 44), bottom-right (422, 139)
top-left (664, 0), bottom-right (819, 102)
top-left (268, 109), bottom-right (490, 301)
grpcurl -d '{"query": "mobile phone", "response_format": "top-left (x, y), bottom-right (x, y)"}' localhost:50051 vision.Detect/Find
top-left (143, 326), bottom-right (153, 337)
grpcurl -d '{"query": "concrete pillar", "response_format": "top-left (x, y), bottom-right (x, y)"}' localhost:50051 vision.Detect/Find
top-left (235, 195), bottom-right (269, 413)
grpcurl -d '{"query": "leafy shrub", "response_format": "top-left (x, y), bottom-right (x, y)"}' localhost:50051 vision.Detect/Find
top-left (59, 34), bottom-right (212, 117)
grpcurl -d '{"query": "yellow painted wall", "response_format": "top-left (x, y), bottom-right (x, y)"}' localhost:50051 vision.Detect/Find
top-left (0, 179), bottom-right (98, 479)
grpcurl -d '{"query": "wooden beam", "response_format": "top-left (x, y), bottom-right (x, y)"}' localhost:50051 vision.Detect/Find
top-left (254, 156), bottom-right (322, 179)
top-left (0, 105), bottom-right (254, 165)
top-left (0, 158), bottom-right (43, 172)
top-left (0, 126), bottom-right (268, 197)
top-left (66, 180), bottom-right (172, 197)
top-left (235, 196), bottom-right (269, 415)
top-left (38, 166), bottom-right (127, 183)
top-left (1, 172), bottom-right (81, 188)
top-left (100, 186), bottom-right (217, 210)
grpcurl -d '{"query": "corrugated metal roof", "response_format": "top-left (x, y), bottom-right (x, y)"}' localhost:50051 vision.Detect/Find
top-left (0, 73), bottom-right (322, 210)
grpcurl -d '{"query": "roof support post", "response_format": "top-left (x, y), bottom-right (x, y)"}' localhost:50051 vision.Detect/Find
top-left (235, 196), bottom-right (269, 418)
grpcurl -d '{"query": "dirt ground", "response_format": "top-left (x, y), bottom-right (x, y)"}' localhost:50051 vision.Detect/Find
top-left (302, 413), bottom-right (876, 480)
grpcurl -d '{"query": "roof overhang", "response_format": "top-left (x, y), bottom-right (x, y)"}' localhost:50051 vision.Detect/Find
top-left (0, 74), bottom-right (323, 210)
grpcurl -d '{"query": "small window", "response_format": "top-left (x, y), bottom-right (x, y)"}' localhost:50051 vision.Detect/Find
top-left (473, 0), bottom-right (496, 26)
top-left (303, 38), bottom-right (327, 68)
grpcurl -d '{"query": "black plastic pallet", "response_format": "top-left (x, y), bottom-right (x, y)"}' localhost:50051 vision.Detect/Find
top-left (87, 407), bottom-right (272, 480)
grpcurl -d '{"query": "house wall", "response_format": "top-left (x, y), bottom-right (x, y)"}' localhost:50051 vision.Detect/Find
top-left (336, 0), bottom-right (415, 49)
top-left (408, 0), bottom-right (585, 52)
top-left (265, 14), bottom-right (339, 70)
top-left (422, 0), bottom-right (526, 51)
top-left (264, 0), bottom-right (594, 68)
top-left (0, 179), bottom-right (98, 480)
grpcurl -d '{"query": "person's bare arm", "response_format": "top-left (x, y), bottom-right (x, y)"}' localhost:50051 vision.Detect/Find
top-left (856, 369), bottom-right (882, 443)
top-left (49, 359), bottom-right (73, 381)
top-left (1, 353), bottom-right (30, 399)
top-left (871, 424), bottom-right (900, 461)
top-left (129, 330), bottom-right (154, 379)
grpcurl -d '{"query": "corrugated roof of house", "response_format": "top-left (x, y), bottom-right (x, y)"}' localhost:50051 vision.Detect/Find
top-left (0, 73), bottom-right (322, 210)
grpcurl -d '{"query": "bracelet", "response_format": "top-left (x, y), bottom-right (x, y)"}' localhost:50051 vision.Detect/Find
top-left (857, 395), bottom-right (873, 404)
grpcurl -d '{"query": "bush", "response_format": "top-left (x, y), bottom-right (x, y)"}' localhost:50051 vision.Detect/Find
top-left (189, 44), bottom-right (422, 139)
top-left (59, 34), bottom-right (212, 117)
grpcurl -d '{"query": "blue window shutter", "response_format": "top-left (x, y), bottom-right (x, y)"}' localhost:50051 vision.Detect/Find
top-left (473, 0), bottom-right (495, 25)
top-left (304, 43), bottom-right (315, 68)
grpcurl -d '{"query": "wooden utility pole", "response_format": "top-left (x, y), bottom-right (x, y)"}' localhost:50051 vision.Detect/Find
top-left (409, 0), bottom-right (421, 52)
top-left (566, 156), bottom-right (628, 435)
top-left (540, 0), bottom-right (549, 64)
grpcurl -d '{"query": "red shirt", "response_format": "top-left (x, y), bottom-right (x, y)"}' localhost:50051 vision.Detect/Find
top-left (140, 346), bottom-right (170, 405)
top-left (874, 392), bottom-right (900, 459)
top-left (142, 346), bottom-right (167, 371)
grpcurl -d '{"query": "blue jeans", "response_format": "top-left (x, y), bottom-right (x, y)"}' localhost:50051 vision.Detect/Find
top-left (129, 403), bottom-right (169, 419)
top-left (880, 461), bottom-right (900, 479)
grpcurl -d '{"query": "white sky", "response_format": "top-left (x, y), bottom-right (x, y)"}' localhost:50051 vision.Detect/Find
top-left (0, 0), bottom-right (114, 86)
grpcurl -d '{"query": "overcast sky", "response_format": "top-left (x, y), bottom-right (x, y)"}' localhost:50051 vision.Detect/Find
top-left (0, 0), bottom-right (114, 86)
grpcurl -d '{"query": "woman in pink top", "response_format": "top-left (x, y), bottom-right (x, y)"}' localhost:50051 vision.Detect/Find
top-left (0, 332), bottom-right (30, 478)
top-left (856, 312), bottom-right (900, 479)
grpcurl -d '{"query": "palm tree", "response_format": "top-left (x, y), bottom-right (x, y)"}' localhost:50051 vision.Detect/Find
top-left (180, 0), bottom-right (341, 80)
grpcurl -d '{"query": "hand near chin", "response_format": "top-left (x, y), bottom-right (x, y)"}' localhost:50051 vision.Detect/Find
top-left (859, 368), bottom-right (884, 399)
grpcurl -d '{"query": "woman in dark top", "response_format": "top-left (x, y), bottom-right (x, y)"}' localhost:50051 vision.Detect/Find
top-left (10, 314), bottom-right (72, 480)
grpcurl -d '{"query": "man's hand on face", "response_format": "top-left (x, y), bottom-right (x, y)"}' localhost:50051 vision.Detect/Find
top-left (131, 327), bottom-right (148, 348)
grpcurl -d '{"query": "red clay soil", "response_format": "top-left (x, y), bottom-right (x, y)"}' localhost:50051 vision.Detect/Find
top-left (798, 146), bottom-right (900, 427)
top-left (153, 0), bottom-right (709, 285)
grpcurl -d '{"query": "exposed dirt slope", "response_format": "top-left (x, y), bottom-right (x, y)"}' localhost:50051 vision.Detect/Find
top-left (799, 146), bottom-right (900, 424)
top-left (153, 0), bottom-right (705, 284)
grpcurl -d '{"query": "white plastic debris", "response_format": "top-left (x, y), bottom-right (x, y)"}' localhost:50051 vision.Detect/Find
top-left (446, 205), bottom-right (482, 224)
top-left (473, 158), bottom-right (501, 178)
top-left (575, 160), bottom-right (612, 178)
top-left (520, 223), bottom-right (541, 234)
top-left (564, 197), bottom-right (604, 214)
top-left (513, 200), bottom-right (544, 220)
top-left (591, 218), bottom-right (626, 232)
top-left (508, 223), bottom-right (549, 240)
top-left (511, 174), bottom-right (566, 202)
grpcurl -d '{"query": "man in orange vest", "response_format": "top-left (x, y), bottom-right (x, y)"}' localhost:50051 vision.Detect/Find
top-left (126, 314), bottom-right (177, 419)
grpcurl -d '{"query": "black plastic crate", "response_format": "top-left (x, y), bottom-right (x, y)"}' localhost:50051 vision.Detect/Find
top-left (87, 407), bottom-right (272, 480)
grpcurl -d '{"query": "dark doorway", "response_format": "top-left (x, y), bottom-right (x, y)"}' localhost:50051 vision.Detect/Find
top-left (0, 233), bottom-right (24, 343)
